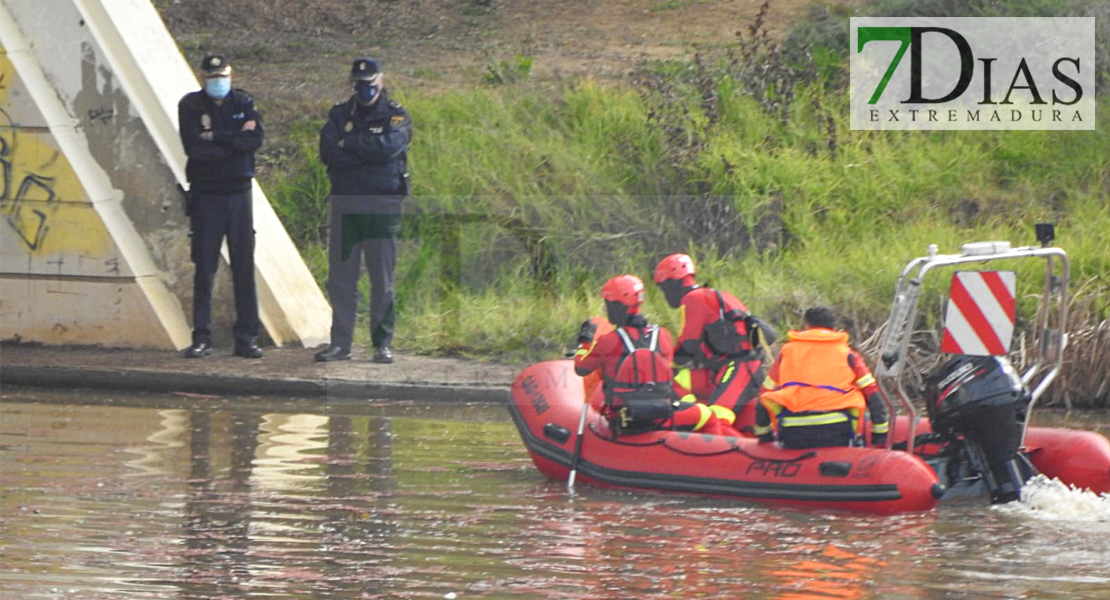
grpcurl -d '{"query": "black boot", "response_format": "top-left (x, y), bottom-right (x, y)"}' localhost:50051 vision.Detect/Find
top-left (372, 346), bottom-right (394, 364)
top-left (184, 341), bottom-right (212, 359)
top-left (315, 345), bottom-right (351, 362)
top-left (234, 341), bottom-right (263, 359)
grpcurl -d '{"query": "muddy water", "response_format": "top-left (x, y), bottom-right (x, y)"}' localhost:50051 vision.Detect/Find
top-left (2, 388), bottom-right (1109, 600)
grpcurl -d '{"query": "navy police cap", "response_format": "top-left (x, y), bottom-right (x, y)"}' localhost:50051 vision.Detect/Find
top-left (200, 54), bottom-right (232, 77)
top-left (350, 58), bottom-right (382, 81)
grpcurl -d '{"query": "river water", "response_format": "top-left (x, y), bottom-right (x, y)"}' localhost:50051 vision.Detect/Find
top-left (2, 387), bottom-right (1109, 600)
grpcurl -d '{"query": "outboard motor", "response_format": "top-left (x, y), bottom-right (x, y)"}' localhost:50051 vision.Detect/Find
top-left (926, 355), bottom-right (1035, 503)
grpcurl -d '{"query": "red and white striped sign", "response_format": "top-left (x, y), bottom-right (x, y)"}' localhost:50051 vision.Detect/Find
top-left (940, 271), bottom-right (1016, 356)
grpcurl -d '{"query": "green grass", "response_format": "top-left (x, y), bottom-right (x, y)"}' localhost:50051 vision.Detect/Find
top-left (264, 83), bottom-right (1109, 391)
top-left (260, 0), bottom-right (1110, 407)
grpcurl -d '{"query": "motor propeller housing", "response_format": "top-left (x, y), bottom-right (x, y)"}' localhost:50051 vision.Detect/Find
top-left (926, 355), bottom-right (1035, 503)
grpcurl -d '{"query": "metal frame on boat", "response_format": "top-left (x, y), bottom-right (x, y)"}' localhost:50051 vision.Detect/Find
top-left (875, 226), bottom-right (1069, 454)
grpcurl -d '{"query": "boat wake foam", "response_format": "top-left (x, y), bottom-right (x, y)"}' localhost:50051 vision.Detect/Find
top-left (998, 475), bottom-right (1110, 522)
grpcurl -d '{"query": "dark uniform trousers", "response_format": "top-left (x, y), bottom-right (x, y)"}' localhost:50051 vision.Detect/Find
top-left (190, 190), bottom-right (260, 345)
top-left (326, 197), bottom-right (401, 351)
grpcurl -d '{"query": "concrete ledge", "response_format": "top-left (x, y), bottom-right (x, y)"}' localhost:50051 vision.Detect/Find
top-left (0, 344), bottom-right (518, 405)
top-left (1, 364), bottom-right (511, 404)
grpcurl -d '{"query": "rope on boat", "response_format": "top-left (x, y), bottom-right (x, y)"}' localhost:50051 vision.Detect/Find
top-left (587, 423), bottom-right (818, 462)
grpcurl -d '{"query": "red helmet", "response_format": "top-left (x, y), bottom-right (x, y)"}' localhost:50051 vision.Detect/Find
top-left (653, 253), bottom-right (696, 284)
top-left (601, 275), bottom-right (644, 309)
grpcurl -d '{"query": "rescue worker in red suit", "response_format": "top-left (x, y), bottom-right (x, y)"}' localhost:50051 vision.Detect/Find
top-left (653, 254), bottom-right (768, 434)
top-left (574, 275), bottom-right (739, 437)
top-left (755, 306), bottom-right (889, 449)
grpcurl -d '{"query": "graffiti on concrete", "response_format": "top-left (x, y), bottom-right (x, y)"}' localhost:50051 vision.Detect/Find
top-left (1, 113), bottom-right (59, 251)
top-left (1, 52), bottom-right (118, 265)
top-left (1, 108), bottom-right (61, 252)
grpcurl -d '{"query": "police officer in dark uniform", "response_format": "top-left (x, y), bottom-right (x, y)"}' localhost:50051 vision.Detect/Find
top-left (315, 58), bottom-right (412, 363)
top-left (178, 54), bottom-right (264, 359)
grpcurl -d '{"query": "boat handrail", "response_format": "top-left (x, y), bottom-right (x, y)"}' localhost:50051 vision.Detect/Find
top-left (876, 240), bottom-right (1068, 454)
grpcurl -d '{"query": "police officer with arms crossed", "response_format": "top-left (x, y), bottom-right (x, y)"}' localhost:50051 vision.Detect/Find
top-left (315, 58), bottom-right (412, 363)
top-left (178, 54), bottom-right (264, 359)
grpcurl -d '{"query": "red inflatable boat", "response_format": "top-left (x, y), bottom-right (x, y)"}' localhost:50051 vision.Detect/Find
top-left (509, 359), bottom-right (945, 514)
top-left (507, 361), bottom-right (1110, 514)
top-left (508, 236), bottom-right (1110, 513)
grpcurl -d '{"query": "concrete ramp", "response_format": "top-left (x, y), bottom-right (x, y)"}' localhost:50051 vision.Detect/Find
top-left (1, 0), bottom-right (330, 349)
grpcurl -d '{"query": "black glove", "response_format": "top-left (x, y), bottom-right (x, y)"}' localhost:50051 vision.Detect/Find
top-left (871, 433), bottom-right (888, 447)
top-left (673, 340), bottom-right (702, 367)
top-left (758, 433), bottom-right (775, 444)
top-left (576, 319), bottom-right (598, 345)
top-left (745, 315), bottom-right (777, 347)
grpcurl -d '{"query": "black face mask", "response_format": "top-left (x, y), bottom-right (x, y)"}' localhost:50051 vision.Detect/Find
top-left (605, 300), bottom-right (632, 327)
top-left (355, 81), bottom-right (380, 104)
top-left (659, 279), bottom-right (690, 309)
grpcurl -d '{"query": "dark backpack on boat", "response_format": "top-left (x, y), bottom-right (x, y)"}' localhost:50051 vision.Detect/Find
top-left (605, 325), bottom-right (675, 436)
top-left (703, 289), bottom-right (775, 359)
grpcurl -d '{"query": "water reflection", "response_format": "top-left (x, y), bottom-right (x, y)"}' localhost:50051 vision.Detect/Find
top-left (179, 409), bottom-right (259, 598)
top-left (316, 415), bottom-right (397, 598)
top-left (1, 390), bottom-right (1109, 600)
top-left (123, 409), bottom-right (187, 477)
top-left (769, 544), bottom-right (883, 600)
top-left (172, 409), bottom-right (404, 598)
top-left (253, 413), bottom-right (328, 492)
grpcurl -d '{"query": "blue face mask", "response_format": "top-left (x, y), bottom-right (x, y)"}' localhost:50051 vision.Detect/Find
top-left (205, 77), bottom-right (231, 99)
top-left (355, 82), bottom-right (379, 104)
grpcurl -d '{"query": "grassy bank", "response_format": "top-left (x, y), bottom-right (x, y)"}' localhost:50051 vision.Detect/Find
top-left (260, 2), bottom-right (1110, 407)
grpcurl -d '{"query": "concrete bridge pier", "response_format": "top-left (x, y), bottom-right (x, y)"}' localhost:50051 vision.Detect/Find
top-left (0, 0), bottom-right (330, 350)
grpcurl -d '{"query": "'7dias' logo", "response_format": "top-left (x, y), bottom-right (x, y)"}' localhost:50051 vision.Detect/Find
top-left (850, 18), bottom-right (1095, 131)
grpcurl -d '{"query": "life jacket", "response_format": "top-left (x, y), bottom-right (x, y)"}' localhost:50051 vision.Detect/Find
top-left (604, 325), bottom-right (675, 435)
top-left (760, 329), bottom-right (867, 438)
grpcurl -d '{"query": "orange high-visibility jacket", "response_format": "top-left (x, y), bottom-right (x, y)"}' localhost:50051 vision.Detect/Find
top-left (760, 329), bottom-right (867, 414)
